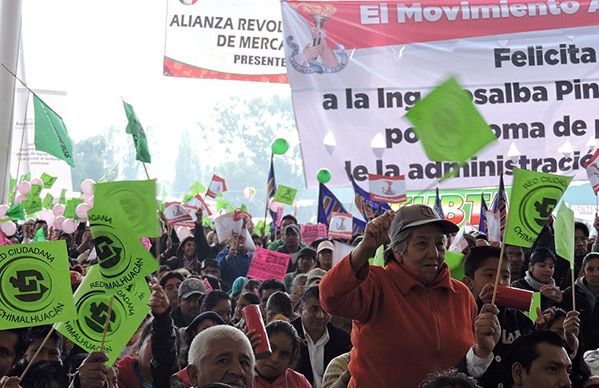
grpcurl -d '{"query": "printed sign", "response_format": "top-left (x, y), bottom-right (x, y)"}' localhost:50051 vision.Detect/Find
top-left (368, 174), bottom-right (407, 203)
top-left (300, 223), bottom-right (328, 246)
top-left (247, 247), bottom-right (291, 281)
top-left (328, 212), bottom-right (353, 240)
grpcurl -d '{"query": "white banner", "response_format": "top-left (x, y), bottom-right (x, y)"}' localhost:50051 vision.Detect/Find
top-left (164, 0), bottom-right (286, 83)
top-left (11, 88), bottom-right (73, 195)
top-left (282, 1), bottom-right (599, 190)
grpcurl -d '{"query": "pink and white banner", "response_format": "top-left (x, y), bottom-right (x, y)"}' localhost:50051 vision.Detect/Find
top-left (282, 1), bottom-right (599, 190)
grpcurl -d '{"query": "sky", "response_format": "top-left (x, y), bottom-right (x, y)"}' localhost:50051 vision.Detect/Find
top-left (21, 0), bottom-right (292, 181)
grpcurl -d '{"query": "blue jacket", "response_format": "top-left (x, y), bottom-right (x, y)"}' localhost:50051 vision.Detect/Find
top-left (217, 247), bottom-right (252, 286)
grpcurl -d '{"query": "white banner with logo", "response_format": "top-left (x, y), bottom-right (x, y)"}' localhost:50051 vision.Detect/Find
top-left (282, 1), bottom-right (599, 190)
top-left (164, 0), bottom-right (287, 83)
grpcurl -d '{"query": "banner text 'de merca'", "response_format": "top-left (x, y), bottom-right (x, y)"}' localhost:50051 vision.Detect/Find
top-left (282, 0), bottom-right (599, 190)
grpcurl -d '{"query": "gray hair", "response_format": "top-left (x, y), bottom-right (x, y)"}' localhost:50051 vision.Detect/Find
top-left (290, 274), bottom-right (308, 294)
top-left (188, 325), bottom-right (255, 369)
top-left (389, 229), bottom-right (413, 260)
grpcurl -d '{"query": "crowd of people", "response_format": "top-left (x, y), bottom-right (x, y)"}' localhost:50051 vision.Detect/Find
top-left (1, 203), bottom-right (599, 388)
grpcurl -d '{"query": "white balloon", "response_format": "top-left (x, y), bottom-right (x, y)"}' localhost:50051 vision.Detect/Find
top-left (14, 193), bottom-right (25, 204)
top-left (53, 204), bottom-right (65, 216)
top-left (17, 181), bottom-right (31, 194)
top-left (0, 221), bottom-right (17, 237)
top-left (75, 203), bottom-right (91, 220)
top-left (0, 204), bottom-right (9, 216)
top-left (80, 179), bottom-right (96, 194)
top-left (53, 215), bottom-right (65, 230)
top-left (30, 178), bottom-right (43, 187)
top-left (62, 219), bottom-right (77, 234)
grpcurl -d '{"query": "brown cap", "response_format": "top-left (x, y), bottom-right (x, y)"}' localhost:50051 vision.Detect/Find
top-left (388, 204), bottom-right (459, 241)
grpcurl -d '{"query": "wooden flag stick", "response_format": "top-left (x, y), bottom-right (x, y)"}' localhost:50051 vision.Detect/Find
top-left (261, 153), bottom-right (274, 238)
top-left (19, 327), bottom-right (56, 380)
top-left (571, 265), bottom-right (576, 311)
top-left (142, 162), bottom-right (151, 181)
top-left (490, 242), bottom-right (507, 305)
top-left (100, 295), bottom-right (114, 351)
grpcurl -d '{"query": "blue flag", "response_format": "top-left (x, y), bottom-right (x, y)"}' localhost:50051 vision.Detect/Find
top-left (491, 174), bottom-right (508, 238)
top-left (318, 183), bottom-right (366, 238)
top-left (479, 193), bottom-right (488, 233)
top-left (267, 155), bottom-right (278, 222)
top-left (350, 176), bottom-right (391, 221)
top-left (434, 188), bottom-right (445, 219)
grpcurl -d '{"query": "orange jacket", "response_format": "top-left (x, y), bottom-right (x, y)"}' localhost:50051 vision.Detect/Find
top-left (320, 255), bottom-right (478, 388)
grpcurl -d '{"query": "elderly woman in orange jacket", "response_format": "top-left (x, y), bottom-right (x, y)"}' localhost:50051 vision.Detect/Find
top-left (320, 205), bottom-right (501, 388)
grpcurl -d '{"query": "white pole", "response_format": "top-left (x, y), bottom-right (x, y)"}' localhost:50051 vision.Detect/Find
top-left (0, 0), bottom-right (23, 202)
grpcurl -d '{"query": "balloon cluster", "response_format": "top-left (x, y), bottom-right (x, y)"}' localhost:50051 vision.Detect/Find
top-left (0, 177), bottom-right (96, 237)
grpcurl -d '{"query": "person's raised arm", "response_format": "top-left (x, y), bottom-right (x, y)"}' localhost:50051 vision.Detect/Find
top-left (149, 283), bottom-right (178, 388)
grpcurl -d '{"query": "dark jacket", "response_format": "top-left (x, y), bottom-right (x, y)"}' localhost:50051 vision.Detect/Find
top-left (171, 306), bottom-right (193, 329)
top-left (194, 223), bottom-right (221, 260)
top-left (291, 317), bottom-right (352, 386)
top-left (458, 303), bottom-right (534, 387)
top-left (217, 247), bottom-right (252, 286)
top-left (151, 310), bottom-right (179, 388)
top-left (177, 236), bottom-right (200, 273)
top-left (561, 278), bottom-right (599, 353)
top-left (531, 225), bottom-right (572, 290)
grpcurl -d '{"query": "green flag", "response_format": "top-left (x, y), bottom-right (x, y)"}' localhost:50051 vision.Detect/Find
top-left (40, 172), bottom-right (58, 188)
top-left (554, 203), bottom-right (574, 268)
top-left (23, 195), bottom-right (42, 216)
top-left (368, 245), bottom-right (386, 267)
top-left (64, 198), bottom-right (84, 219)
top-left (0, 241), bottom-right (76, 329)
top-left (19, 173), bottom-right (31, 183)
top-left (9, 178), bottom-right (16, 204)
top-left (525, 291), bottom-right (542, 323)
top-left (446, 251), bottom-right (465, 280)
top-left (274, 185), bottom-right (298, 206)
top-left (30, 184), bottom-right (42, 198)
top-left (42, 193), bottom-right (54, 209)
top-left (405, 77), bottom-right (496, 164)
top-left (504, 169), bottom-right (572, 248)
top-left (55, 266), bottom-right (150, 366)
top-left (94, 180), bottom-right (159, 237)
top-left (189, 181), bottom-right (206, 196)
top-left (6, 204), bottom-right (25, 221)
top-left (59, 189), bottom-right (67, 205)
top-left (34, 227), bottom-right (46, 242)
top-left (88, 202), bottom-right (158, 293)
top-left (123, 101), bottom-right (151, 164)
top-left (255, 220), bottom-right (270, 236)
top-left (33, 94), bottom-right (75, 167)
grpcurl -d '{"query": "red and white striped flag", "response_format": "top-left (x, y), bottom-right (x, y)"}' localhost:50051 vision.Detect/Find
top-left (490, 174), bottom-right (508, 239)
top-left (583, 149), bottom-right (599, 194)
top-left (206, 175), bottom-right (227, 198)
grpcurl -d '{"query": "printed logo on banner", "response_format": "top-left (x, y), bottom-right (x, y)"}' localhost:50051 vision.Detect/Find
top-left (287, 4), bottom-right (349, 74)
top-left (93, 234), bottom-right (127, 275)
top-left (518, 187), bottom-right (561, 235)
top-left (76, 291), bottom-right (124, 341)
top-left (0, 257), bottom-right (53, 313)
top-left (329, 212), bottom-right (353, 239)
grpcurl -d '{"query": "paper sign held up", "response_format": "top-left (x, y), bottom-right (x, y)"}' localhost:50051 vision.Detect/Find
top-left (583, 148), bottom-right (599, 194)
top-left (301, 224), bottom-right (328, 246)
top-left (247, 247), bottom-right (290, 281)
top-left (329, 212), bottom-right (353, 240)
top-left (164, 202), bottom-right (194, 227)
top-left (368, 174), bottom-right (406, 203)
top-left (206, 175), bottom-right (227, 198)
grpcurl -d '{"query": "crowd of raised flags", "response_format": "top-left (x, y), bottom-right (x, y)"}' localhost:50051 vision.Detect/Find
top-left (1, 76), bottom-right (599, 387)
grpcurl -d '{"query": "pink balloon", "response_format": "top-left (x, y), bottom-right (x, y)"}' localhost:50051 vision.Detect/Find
top-left (81, 193), bottom-right (92, 202)
top-left (53, 215), bottom-right (65, 230)
top-left (30, 178), bottom-right (43, 187)
top-left (17, 181), bottom-right (31, 194)
top-left (53, 204), bottom-right (65, 216)
top-left (80, 179), bottom-right (96, 194)
top-left (38, 210), bottom-right (55, 225)
top-left (0, 204), bottom-right (9, 216)
top-left (75, 203), bottom-right (90, 220)
top-left (14, 193), bottom-right (25, 204)
top-left (62, 219), bottom-right (77, 234)
top-left (86, 195), bottom-right (94, 207)
top-left (0, 221), bottom-right (17, 237)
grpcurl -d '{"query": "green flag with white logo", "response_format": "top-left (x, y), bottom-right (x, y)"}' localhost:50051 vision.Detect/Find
top-left (88, 202), bottom-right (158, 294)
top-left (40, 172), bottom-right (58, 189)
top-left (504, 169), bottom-right (572, 248)
top-left (33, 94), bottom-right (75, 167)
top-left (274, 185), bottom-right (298, 206)
top-left (55, 266), bottom-right (150, 366)
top-left (0, 241), bottom-right (76, 329)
